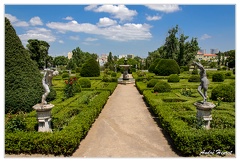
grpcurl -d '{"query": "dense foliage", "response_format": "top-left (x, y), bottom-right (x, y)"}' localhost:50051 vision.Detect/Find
top-left (78, 78), bottom-right (91, 88)
top-left (168, 74), bottom-right (180, 82)
top-left (188, 75), bottom-right (200, 82)
top-left (80, 58), bottom-right (100, 77)
top-left (148, 58), bottom-right (161, 73)
top-left (147, 79), bottom-right (159, 88)
top-left (155, 59), bottom-right (180, 76)
top-left (212, 73), bottom-right (225, 82)
top-left (153, 81), bottom-right (171, 93)
top-left (211, 84), bottom-right (235, 102)
top-left (5, 17), bottom-right (43, 114)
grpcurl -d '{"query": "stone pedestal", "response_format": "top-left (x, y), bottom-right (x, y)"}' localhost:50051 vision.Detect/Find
top-left (194, 102), bottom-right (216, 130)
top-left (33, 103), bottom-right (54, 132)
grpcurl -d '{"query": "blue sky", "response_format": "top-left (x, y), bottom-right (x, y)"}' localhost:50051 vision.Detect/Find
top-left (4, 4), bottom-right (235, 58)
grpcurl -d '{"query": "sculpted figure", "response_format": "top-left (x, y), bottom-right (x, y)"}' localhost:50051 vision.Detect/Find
top-left (193, 61), bottom-right (209, 103)
top-left (41, 69), bottom-right (58, 105)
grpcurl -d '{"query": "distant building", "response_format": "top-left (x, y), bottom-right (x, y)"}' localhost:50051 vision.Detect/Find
top-left (198, 49), bottom-right (206, 54)
top-left (127, 54), bottom-right (134, 59)
top-left (68, 52), bottom-right (73, 59)
top-left (196, 51), bottom-right (217, 62)
top-left (210, 49), bottom-right (219, 54)
top-left (117, 55), bottom-right (127, 59)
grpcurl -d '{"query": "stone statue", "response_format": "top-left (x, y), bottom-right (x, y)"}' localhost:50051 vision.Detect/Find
top-left (41, 69), bottom-right (58, 105)
top-left (193, 61), bottom-right (209, 103)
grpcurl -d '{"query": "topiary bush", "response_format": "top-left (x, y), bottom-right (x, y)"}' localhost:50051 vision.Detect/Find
top-left (147, 79), bottom-right (159, 88)
top-left (111, 72), bottom-right (117, 77)
top-left (212, 72), bottom-right (225, 82)
top-left (148, 58), bottom-right (161, 73)
top-left (78, 78), bottom-right (91, 88)
top-left (211, 84), bottom-right (235, 102)
top-left (46, 87), bottom-right (57, 102)
top-left (191, 68), bottom-right (198, 75)
top-left (5, 17), bottom-right (43, 114)
top-left (154, 59), bottom-right (180, 76)
top-left (153, 81), bottom-right (171, 93)
top-left (168, 74), bottom-right (180, 82)
top-left (188, 75), bottom-right (200, 82)
top-left (80, 58), bottom-right (100, 77)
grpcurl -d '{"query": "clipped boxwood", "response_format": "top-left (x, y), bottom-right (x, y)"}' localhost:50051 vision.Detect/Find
top-left (147, 79), bottom-right (159, 88)
top-left (154, 59), bottom-right (180, 76)
top-left (211, 84), bottom-right (235, 102)
top-left (148, 58), bottom-right (161, 73)
top-left (46, 87), bottom-right (57, 102)
top-left (78, 78), bottom-right (91, 88)
top-left (192, 68), bottom-right (198, 75)
top-left (80, 58), bottom-right (100, 77)
top-left (5, 17), bottom-right (43, 114)
top-left (168, 74), bottom-right (180, 83)
top-left (212, 72), bottom-right (225, 82)
top-left (188, 75), bottom-right (200, 82)
top-left (153, 81), bottom-right (171, 93)
top-left (111, 72), bottom-right (117, 77)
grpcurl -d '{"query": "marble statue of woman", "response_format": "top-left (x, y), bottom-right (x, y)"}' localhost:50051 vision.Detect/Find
top-left (193, 61), bottom-right (209, 103)
top-left (41, 69), bottom-right (58, 105)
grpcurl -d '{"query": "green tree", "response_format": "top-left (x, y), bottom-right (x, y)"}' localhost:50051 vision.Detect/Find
top-left (225, 50), bottom-right (235, 68)
top-left (5, 17), bottom-right (43, 113)
top-left (72, 47), bottom-right (98, 67)
top-left (66, 58), bottom-right (76, 70)
top-left (80, 58), bottom-right (100, 77)
top-left (53, 56), bottom-right (68, 66)
top-left (26, 39), bottom-right (50, 69)
top-left (178, 34), bottom-right (189, 65)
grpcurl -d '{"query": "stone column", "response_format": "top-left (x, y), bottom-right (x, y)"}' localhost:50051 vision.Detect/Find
top-left (33, 103), bottom-right (54, 132)
top-left (194, 102), bottom-right (215, 130)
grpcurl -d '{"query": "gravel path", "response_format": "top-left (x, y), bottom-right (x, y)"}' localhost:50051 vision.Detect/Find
top-left (72, 75), bottom-right (179, 157)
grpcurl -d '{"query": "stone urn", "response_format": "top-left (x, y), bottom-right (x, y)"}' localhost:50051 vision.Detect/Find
top-left (194, 102), bottom-right (216, 130)
top-left (33, 103), bottom-right (54, 132)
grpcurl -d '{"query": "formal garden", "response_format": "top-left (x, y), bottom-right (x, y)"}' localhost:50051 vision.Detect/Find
top-left (5, 16), bottom-right (235, 157)
top-left (133, 61), bottom-right (235, 156)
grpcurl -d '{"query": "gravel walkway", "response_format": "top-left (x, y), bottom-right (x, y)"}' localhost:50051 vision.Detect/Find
top-left (72, 75), bottom-right (179, 157)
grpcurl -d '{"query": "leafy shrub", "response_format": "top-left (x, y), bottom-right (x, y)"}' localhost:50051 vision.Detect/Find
top-left (5, 112), bottom-right (26, 132)
top-left (75, 67), bottom-right (81, 73)
top-left (62, 73), bottom-right (69, 79)
top-left (148, 58), bottom-right (161, 73)
top-left (212, 73), bottom-right (225, 82)
top-left (80, 58), bottom-right (100, 77)
top-left (225, 71), bottom-right (232, 76)
top-left (78, 78), bottom-right (91, 88)
top-left (5, 17), bottom-right (43, 114)
top-left (64, 77), bottom-right (79, 98)
top-left (192, 68), bottom-right (198, 75)
top-left (155, 59), bottom-right (180, 76)
top-left (136, 70), bottom-right (146, 77)
top-left (153, 81), bottom-right (171, 93)
top-left (168, 74), bottom-right (180, 82)
top-left (211, 84), bottom-right (235, 102)
top-left (46, 86), bottom-right (57, 102)
top-left (188, 75), bottom-right (200, 82)
top-left (111, 72), bottom-right (117, 77)
top-left (181, 87), bottom-right (192, 97)
top-left (180, 66), bottom-right (189, 71)
top-left (147, 79), bottom-right (159, 88)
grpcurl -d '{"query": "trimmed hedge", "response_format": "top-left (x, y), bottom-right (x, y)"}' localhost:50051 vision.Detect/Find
top-left (78, 78), bottom-right (91, 88)
top-left (62, 73), bottom-right (69, 79)
top-left (143, 90), bottom-right (235, 156)
top-left (80, 58), bottom-right (100, 77)
top-left (212, 73), bottom-right (225, 82)
top-left (168, 74), bottom-right (180, 83)
top-left (5, 17), bottom-right (43, 114)
top-left (148, 58), bottom-right (161, 73)
top-left (147, 79), bottom-right (159, 88)
top-left (211, 84), bottom-right (235, 102)
top-left (5, 91), bottom-right (111, 156)
top-left (188, 75), bottom-right (200, 82)
top-left (153, 81), bottom-right (171, 93)
top-left (154, 59), bottom-right (180, 76)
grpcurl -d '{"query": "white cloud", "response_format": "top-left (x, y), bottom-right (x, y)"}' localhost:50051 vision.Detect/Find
top-left (30, 16), bottom-right (43, 26)
top-left (5, 13), bottom-right (29, 27)
top-left (200, 34), bottom-right (212, 40)
top-left (5, 14), bottom-right (18, 22)
top-left (46, 21), bottom-right (152, 41)
top-left (146, 15), bottom-right (162, 21)
top-left (97, 17), bottom-right (117, 27)
top-left (69, 36), bottom-right (80, 40)
top-left (85, 5), bottom-right (137, 22)
top-left (145, 4), bottom-right (181, 13)
top-left (63, 16), bottom-right (74, 20)
top-left (58, 40), bottom-right (64, 44)
top-left (85, 37), bottom-right (98, 42)
top-left (19, 28), bottom-right (56, 44)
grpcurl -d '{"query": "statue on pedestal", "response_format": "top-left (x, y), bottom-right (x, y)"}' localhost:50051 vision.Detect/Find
top-left (193, 61), bottom-right (209, 103)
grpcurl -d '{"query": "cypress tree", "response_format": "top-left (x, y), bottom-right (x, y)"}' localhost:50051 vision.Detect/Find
top-left (5, 17), bottom-right (43, 113)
